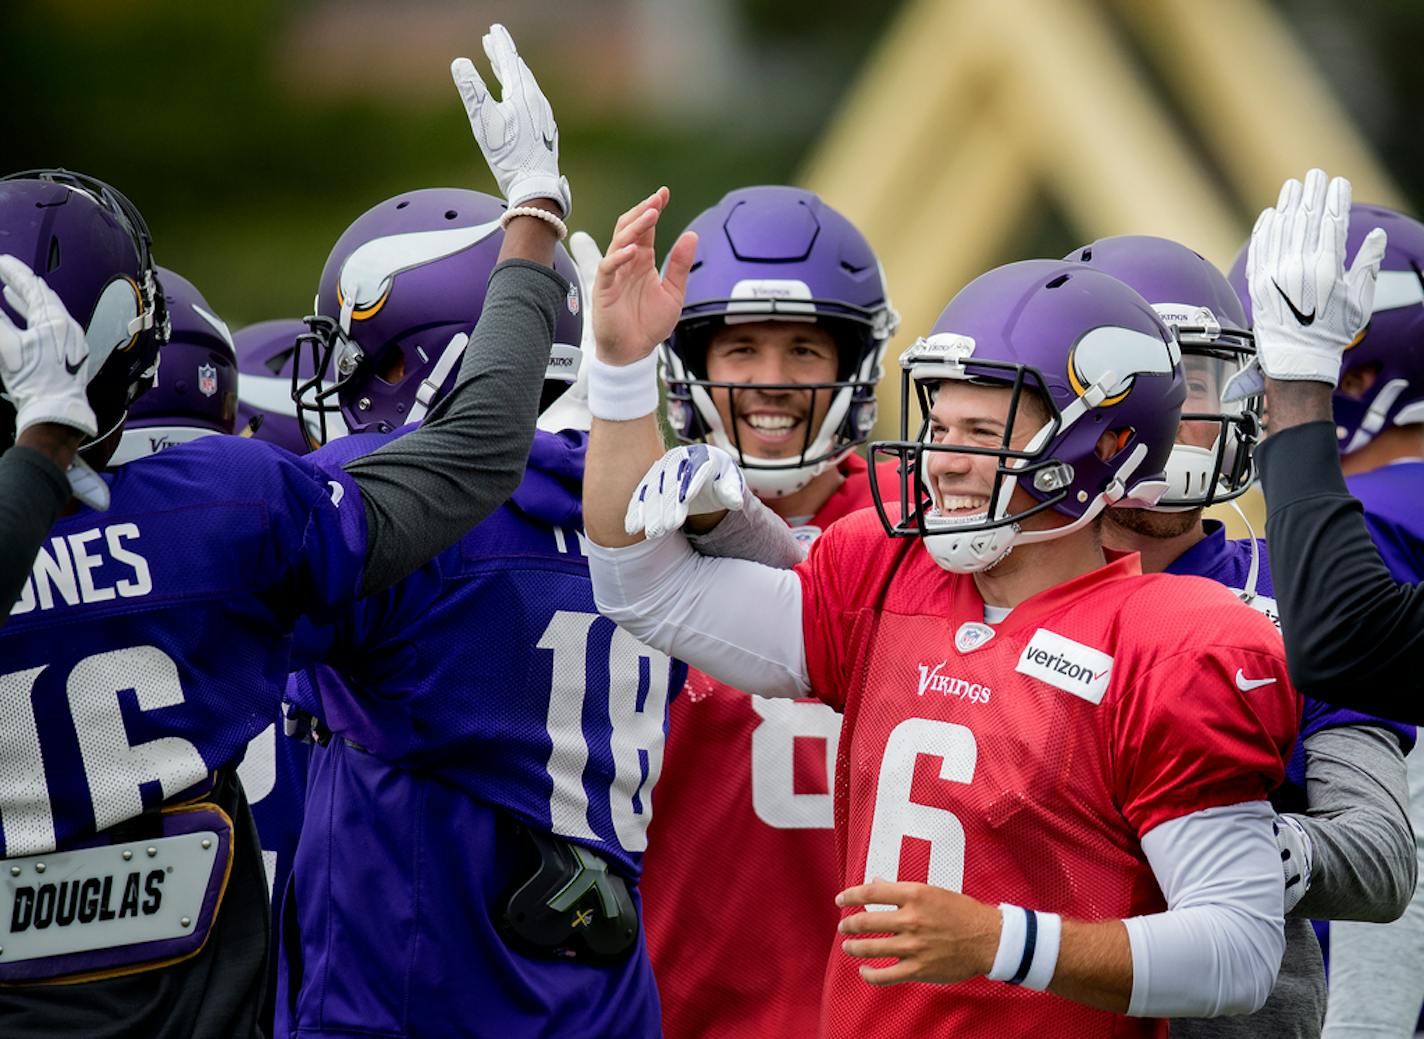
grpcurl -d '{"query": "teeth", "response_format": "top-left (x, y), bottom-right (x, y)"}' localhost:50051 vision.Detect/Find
top-left (940, 496), bottom-right (988, 511)
top-left (746, 414), bottom-right (797, 431)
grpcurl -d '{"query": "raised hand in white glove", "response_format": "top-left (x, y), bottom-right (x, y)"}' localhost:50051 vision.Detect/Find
top-left (625, 444), bottom-right (747, 540)
top-left (1224, 168), bottom-right (1387, 402)
top-left (536, 230), bottom-right (600, 433)
top-left (1273, 814), bottom-right (1314, 915)
top-left (451, 24), bottom-right (571, 217)
top-left (0, 255), bottom-right (97, 437)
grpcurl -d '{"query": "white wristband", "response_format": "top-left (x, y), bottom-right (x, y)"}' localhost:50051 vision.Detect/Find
top-left (587, 350), bottom-right (660, 422)
top-left (987, 904), bottom-right (1061, 992)
top-left (500, 205), bottom-right (569, 241)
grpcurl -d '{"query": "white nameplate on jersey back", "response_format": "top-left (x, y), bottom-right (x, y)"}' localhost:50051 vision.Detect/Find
top-left (0, 831), bottom-right (221, 964)
top-left (1016, 629), bottom-right (1113, 705)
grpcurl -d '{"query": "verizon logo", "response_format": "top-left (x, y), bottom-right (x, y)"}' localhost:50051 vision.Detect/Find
top-left (1015, 629), bottom-right (1113, 705)
top-left (915, 661), bottom-right (991, 705)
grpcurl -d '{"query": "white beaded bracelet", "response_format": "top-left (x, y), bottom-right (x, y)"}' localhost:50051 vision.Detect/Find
top-left (987, 903), bottom-right (1062, 992)
top-left (587, 350), bottom-right (661, 422)
top-left (500, 205), bottom-right (569, 241)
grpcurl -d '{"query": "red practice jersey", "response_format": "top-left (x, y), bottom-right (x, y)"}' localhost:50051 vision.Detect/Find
top-left (641, 454), bottom-right (899, 1039)
top-left (798, 509), bottom-right (1299, 1039)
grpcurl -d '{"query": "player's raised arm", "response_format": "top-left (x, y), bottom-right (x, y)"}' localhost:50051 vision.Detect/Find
top-left (581, 187), bottom-right (696, 548)
top-left (582, 203), bottom-right (813, 697)
top-left (340, 24), bottom-right (575, 594)
top-left (1238, 170), bottom-right (1424, 720)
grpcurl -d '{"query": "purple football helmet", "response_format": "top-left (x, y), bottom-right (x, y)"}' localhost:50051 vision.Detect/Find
top-left (1070, 235), bottom-right (1259, 509)
top-left (1229, 203), bottom-right (1424, 456)
top-left (233, 319), bottom-right (347, 456)
top-left (0, 170), bottom-right (168, 452)
top-left (869, 259), bottom-right (1184, 572)
top-left (662, 186), bottom-right (898, 497)
top-left (294, 188), bottom-right (582, 440)
top-left (111, 267), bottom-right (237, 464)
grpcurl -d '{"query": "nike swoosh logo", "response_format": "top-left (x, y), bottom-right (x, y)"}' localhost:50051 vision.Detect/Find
top-left (64, 355), bottom-right (85, 376)
top-left (1235, 668), bottom-right (1277, 692)
top-left (542, 131), bottom-right (556, 153)
top-left (1272, 281), bottom-right (1315, 326)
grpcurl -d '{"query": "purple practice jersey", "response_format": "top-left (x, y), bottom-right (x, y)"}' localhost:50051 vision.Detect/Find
top-left (283, 429), bottom-right (684, 1039)
top-left (3, 435), bottom-right (364, 857)
top-left (1166, 520), bottom-right (1416, 808)
top-left (0, 435), bottom-right (365, 1031)
top-left (1348, 460), bottom-right (1424, 585)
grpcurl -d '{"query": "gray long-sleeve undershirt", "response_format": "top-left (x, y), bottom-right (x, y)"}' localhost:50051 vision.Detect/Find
top-left (1172, 723), bottom-right (1414, 1039)
top-left (685, 488), bottom-right (807, 567)
top-left (344, 257), bottom-right (566, 594)
top-left (0, 445), bottom-right (71, 621)
top-left (1291, 724), bottom-right (1415, 923)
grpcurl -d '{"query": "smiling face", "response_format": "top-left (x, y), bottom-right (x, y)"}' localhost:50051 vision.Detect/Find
top-left (703, 320), bottom-right (840, 460)
top-left (1178, 352), bottom-right (1226, 451)
top-left (921, 379), bottom-right (1055, 527)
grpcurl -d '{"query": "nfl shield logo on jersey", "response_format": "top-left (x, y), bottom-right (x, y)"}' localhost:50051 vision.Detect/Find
top-left (197, 363), bottom-right (218, 397)
top-left (954, 621), bottom-right (996, 654)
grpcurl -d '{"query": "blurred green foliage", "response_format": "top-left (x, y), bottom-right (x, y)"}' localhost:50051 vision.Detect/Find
top-left (0, 0), bottom-right (889, 325)
top-left (1, 0), bottom-right (1420, 327)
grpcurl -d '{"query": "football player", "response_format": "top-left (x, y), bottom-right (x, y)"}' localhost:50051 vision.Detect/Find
top-left (233, 317), bottom-right (345, 452)
top-left (0, 24), bottom-right (573, 1035)
top-left (635, 185), bottom-right (900, 1038)
top-left (583, 220), bottom-right (1302, 1035)
top-left (278, 179), bottom-right (689, 1035)
top-left (1225, 188), bottom-right (1424, 1038)
top-left (109, 267), bottom-right (238, 465)
top-left (1073, 234), bottom-right (1416, 1039)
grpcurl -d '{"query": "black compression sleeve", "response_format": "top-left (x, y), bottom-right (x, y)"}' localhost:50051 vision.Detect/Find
top-left (1258, 420), bottom-right (1424, 721)
top-left (0, 446), bottom-right (71, 622)
top-left (346, 258), bottom-right (567, 595)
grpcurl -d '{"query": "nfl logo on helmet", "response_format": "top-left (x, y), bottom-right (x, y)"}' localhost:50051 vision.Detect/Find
top-left (198, 363), bottom-right (217, 398)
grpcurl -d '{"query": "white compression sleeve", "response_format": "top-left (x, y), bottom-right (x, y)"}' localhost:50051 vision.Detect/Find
top-left (587, 532), bottom-right (810, 699)
top-left (1125, 800), bottom-right (1285, 1018)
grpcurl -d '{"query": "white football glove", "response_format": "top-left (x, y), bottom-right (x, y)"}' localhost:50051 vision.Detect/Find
top-left (536, 230), bottom-right (599, 433)
top-left (0, 255), bottom-right (97, 437)
top-left (1273, 813), bottom-right (1314, 915)
top-left (1224, 169), bottom-right (1387, 402)
top-left (625, 444), bottom-right (747, 540)
top-left (451, 24), bottom-right (571, 217)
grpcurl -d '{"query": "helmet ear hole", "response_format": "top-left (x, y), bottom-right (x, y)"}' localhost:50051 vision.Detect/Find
top-left (1096, 427), bottom-right (1135, 462)
top-left (376, 348), bottom-right (407, 386)
top-left (1338, 361), bottom-right (1380, 399)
